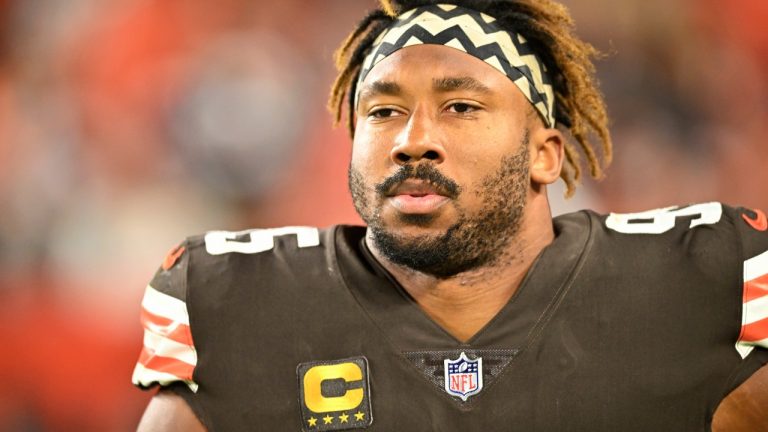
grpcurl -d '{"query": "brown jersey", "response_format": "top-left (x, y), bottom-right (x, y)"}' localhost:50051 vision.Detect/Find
top-left (133, 203), bottom-right (768, 431)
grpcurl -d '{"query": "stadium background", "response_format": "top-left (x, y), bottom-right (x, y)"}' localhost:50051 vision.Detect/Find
top-left (0, 0), bottom-right (765, 430)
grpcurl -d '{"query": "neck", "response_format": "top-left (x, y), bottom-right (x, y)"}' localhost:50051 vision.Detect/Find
top-left (366, 194), bottom-right (555, 342)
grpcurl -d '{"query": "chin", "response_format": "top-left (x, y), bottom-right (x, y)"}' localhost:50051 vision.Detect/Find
top-left (381, 215), bottom-right (456, 238)
top-left (381, 204), bottom-right (457, 229)
top-left (396, 212), bottom-right (438, 227)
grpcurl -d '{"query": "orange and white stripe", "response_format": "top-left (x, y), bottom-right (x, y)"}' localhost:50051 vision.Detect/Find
top-left (132, 285), bottom-right (198, 392)
top-left (736, 250), bottom-right (768, 358)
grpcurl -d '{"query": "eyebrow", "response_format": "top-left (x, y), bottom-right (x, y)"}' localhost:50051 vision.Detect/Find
top-left (432, 76), bottom-right (492, 94)
top-left (357, 80), bottom-right (402, 102)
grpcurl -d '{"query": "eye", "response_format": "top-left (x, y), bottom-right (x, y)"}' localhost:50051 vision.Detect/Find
top-left (369, 107), bottom-right (401, 119)
top-left (446, 102), bottom-right (478, 114)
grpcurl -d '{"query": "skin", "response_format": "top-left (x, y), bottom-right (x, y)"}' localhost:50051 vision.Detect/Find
top-left (138, 389), bottom-right (205, 432)
top-left (137, 44), bottom-right (768, 431)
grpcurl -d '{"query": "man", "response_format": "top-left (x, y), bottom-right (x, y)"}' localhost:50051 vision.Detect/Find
top-left (133, 1), bottom-right (768, 430)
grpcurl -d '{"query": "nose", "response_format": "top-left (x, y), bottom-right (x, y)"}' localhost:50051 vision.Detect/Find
top-left (390, 110), bottom-right (446, 165)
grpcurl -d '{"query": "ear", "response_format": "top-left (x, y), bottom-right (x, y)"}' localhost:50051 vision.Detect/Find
top-left (529, 127), bottom-right (564, 186)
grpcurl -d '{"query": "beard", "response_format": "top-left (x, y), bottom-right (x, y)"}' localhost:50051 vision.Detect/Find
top-left (348, 134), bottom-right (530, 279)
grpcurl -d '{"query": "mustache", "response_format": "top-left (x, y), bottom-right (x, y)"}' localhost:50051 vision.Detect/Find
top-left (375, 164), bottom-right (461, 198)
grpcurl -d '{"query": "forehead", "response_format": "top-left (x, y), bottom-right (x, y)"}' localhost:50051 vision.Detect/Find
top-left (359, 44), bottom-right (518, 95)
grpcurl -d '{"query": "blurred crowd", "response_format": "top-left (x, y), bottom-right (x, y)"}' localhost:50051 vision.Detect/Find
top-left (0, 0), bottom-right (765, 430)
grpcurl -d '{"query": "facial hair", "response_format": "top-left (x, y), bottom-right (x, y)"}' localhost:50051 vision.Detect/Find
top-left (348, 132), bottom-right (530, 279)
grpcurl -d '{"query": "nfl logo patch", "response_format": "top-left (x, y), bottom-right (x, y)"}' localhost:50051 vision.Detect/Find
top-left (444, 352), bottom-right (483, 401)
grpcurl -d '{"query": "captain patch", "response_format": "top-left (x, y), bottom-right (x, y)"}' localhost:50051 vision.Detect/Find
top-left (297, 356), bottom-right (373, 431)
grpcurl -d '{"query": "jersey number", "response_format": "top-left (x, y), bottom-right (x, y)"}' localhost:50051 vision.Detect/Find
top-left (204, 227), bottom-right (320, 255)
top-left (605, 202), bottom-right (723, 234)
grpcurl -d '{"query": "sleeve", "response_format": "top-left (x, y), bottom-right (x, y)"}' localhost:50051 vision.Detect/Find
top-left (733, 206), bottom-right (768, 358)
top-left (131, 241), bottom-right (199, 392)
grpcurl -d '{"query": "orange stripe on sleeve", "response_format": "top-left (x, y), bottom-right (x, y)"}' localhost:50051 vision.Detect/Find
top-left (744, 274), bottom-right (768, 303)
top-left (140, 307), bottom-right (194, 346)
top-left (740, 316), bottom-right (768, 343)
top-left (138, 347), bottom-right (195, 380)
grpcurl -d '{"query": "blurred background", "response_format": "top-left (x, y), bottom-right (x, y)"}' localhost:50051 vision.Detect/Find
top-left (0, 0), bottom-right (765, 430)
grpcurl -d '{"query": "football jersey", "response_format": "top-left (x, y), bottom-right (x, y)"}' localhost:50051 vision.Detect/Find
top-left (132, 202), bottom-right (768, 431)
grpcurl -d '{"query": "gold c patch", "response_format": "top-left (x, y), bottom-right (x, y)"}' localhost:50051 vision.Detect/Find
top-left (297, 356), bottom-right (372, 431)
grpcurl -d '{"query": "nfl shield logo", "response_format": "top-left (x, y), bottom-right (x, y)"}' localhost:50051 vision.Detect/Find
top-left (444, 352), bottom-right (483, 401)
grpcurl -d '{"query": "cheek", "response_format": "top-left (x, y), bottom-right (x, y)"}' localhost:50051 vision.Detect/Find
top-left (351, 130), bottom-right (390, 172)
top-left (350, 139), bottom-right (382, 194)
top-left (465, 125), bottom-right (523, 165)
top-left (349, 146), bottom-right (373, 180)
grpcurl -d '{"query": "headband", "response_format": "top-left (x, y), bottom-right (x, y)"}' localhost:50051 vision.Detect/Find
top-left (356, 4), bottom-right (555, 127)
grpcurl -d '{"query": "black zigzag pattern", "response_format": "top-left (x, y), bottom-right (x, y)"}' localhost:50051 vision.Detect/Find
top-left (393, 5), bottom-right (539, 58)
top-left (362, 23), bottom-right (549, 109)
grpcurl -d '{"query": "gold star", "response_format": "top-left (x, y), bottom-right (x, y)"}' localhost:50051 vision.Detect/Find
top-left (339, 413), bottom-right (349, 423)
top-left (354, 411), bottom-right (365, 421)
top-left (307, 417), bottom-right (317, 427)
top-left (323, 414), bottom-right (334, 425)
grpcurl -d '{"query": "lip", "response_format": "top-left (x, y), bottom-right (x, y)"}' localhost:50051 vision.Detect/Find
top-left (386, 180), bottom-right (450, 214)
top-left (388, 194), bottom-right (450, 214)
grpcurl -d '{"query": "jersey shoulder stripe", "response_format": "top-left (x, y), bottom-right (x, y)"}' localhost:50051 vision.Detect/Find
top-left (132, 284), bottom-right (198, 391)
top-left (737, 249), bottom-right (768, 358)
top-left (132, 242), bottom-right (199, 392)
top-left (141, 284), bottom-right (190, 326)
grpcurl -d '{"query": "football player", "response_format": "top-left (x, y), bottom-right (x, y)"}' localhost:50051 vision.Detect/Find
top-left (133, 1), bottom-right (768, 430)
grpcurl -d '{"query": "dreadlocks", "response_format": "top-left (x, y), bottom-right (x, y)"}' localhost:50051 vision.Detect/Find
top-left (329, 0), bottom-right (612, 197)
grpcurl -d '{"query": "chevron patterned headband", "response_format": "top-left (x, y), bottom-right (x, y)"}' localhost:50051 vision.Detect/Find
top-left (356, 4), bottom-right (555, 127)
